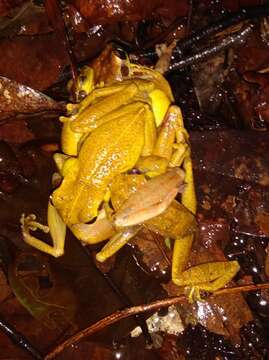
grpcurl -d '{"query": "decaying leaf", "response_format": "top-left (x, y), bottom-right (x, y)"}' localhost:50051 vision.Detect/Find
top-left (265, 245), bottom-right (269, 278)
top-left (0, 118), bottom-right (34, 144)
top-left (0, 2), bottom-right (51, 37)
top-left (0, 270), bottom-right (11, 303)
top-left (8, 252), bottom-right (78, 330)
top-left (131, 228), bottom-right (171, 278)
top-left (55, 340), bottom-right (114, 360)
top-left (0, 76), bottom-right (64, 120)
top-left (255, 211), bottom-right (269, 237)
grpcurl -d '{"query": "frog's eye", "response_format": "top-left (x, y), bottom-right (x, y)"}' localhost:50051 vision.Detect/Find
top-left (111, 40), bottom-right (131, 57)
top-left (114, 47), bottom-right (128, 60)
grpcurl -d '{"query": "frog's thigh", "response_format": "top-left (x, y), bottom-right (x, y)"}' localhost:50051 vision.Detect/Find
top-left (175, 261), bottom-right (240, 292)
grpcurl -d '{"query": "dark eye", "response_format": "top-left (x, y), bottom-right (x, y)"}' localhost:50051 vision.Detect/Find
top-left (114, 47), bottom-right (127, 60)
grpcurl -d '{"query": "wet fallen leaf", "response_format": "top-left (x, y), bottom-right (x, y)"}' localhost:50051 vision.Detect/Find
top-left (158, 334), bottom-right (184, 360)
top-left (255, 211), bottom-right (269, 237)
top-left (0, 295), bottom-right (62, 358)
top-left (131, 228), bottom-right (171, 279)
top-left (0, 270), bottom-right (11, 303)
top-left (191, 130), bottom-right (269, 187)
top-left (0, 118), bottom-right (34, 143)
top-left (0, 2), bottom-right (51, 37)
top-left (73, 0), bottom-right (189, 24)
top-left (0, 76), bottom-right (64, 120)
top-left (56, 340), bottom-right (114, 360)
top-left (265, 246), bottom-right (269, 278)
top-left (0, 33), bottom-right (68, 90)
top-left (0, 0), bottom-right (27, 17)
top-left (8, 252), bottom-right (78, 331)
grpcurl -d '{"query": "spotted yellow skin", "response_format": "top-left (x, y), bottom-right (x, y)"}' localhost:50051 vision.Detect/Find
top-left (20, 52), bottom-right (240, 298)
top-left (53, 110), bottom-right (145, 225)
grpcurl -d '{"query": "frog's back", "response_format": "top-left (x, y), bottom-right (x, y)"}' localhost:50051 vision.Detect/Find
top-left (53, 111), bottom-right (146, 225)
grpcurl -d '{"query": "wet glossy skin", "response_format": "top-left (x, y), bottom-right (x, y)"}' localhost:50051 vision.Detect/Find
top-left (21, 53), bottom-right (240, 297)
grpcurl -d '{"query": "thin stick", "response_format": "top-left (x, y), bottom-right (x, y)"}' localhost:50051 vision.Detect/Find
top-left (166, 24), bottom-right (253, 74)
top-left (45, 282), bottom-right (269, 360)
top-left (0, 315), bottom-right (43, 360)
top-left (132, 3), bottom-right (269, 60)
top-left (172, 3), bottom-right (269, 53)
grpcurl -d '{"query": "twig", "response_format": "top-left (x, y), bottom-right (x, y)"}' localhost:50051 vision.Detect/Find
top-left (172, 3), bottom-right (269, 54)
top-left (131, 3), bottom-right (269, 62)
top-left (45, 282), bottom-right (269, 360)
top-left (0, 315), bottom-right (43, 360)
top-left (166, 24), bottom-right (253, 74)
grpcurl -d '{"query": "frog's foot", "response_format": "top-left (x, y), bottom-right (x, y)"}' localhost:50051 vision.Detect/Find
top-left (184, 286), bottom-right (203, 303)
top-left (173, 260), bottom-right (240, 295)
top-left (20, 202), bottom-right (66, 258)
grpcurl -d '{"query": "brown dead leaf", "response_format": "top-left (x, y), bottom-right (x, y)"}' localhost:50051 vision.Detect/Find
top-left (0, 119), bottom-right (34, 144)
top-left (131, 228), bottom-right (171, 278)
top-left (0, 76), bottom-right (64, 120)
top-left (0, 0), bottom-right (27, 17)
top-left (158, 334), bottom-right (184, 360)
top-left (206, 293), bottom-right (253, 344)
top-left (0, 2), bottom-right (51, 37)
top-left (194, 300), bottom-right (229, 337)
top-left (255, 211), bottom-right (269, 237)
top-left (0, 296), bottom-right (62, 356)
top-left (265, 245), bottom-right (269, 278)
top-left (56, 341), bottom-right (114, 360)
top-left (0, 33), bottom-right (68, 90)
top-left (191, 130), bottom-right (269, 187)
top-left (74, 0), bottom-right (189, 24)
top-left (0, 270), bottom-right (11, 303)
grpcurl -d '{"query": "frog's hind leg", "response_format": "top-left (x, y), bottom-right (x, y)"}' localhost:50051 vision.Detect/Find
top-left (171, 149), bottom-right (240, 294)
top-left (173, 256), bottom-right (240, 293)
top-left (168, 106), bottom-right (240, 293)
top-left (21, 202), bottom-right (66, 258)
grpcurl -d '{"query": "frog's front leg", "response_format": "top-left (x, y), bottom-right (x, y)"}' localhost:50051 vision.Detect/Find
top-left (21, 202), bottom-right (66, 257)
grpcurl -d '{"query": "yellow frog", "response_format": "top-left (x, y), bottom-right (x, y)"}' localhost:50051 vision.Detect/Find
top-left (21, 48), bottom-right (239, 296)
